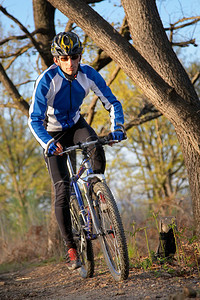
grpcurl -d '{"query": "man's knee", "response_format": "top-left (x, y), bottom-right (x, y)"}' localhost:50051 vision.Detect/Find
top-left (93, 145), bottom-right (106, 173)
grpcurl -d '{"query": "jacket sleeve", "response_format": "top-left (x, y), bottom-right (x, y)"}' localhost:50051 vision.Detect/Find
top-left (28, 76), bottom-right (54, 150)
top-left (90, 68), bottom-right (124, 131)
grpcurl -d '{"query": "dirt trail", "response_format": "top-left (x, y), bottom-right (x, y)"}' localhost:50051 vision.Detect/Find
top-left (0, 260), bottom-right (199, 300)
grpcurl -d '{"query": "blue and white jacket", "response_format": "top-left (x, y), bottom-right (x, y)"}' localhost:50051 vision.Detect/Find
top-left (28, 63), bottom-right (124, 151)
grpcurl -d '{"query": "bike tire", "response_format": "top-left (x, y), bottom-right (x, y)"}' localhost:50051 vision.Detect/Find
top-left (70, 196), bottom-right (94, 278)
top-left (93, 182), bottom-right (129, 281)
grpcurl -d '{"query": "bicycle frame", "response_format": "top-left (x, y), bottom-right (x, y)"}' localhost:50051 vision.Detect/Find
top-left (66, 146), bottom-right (105, 239)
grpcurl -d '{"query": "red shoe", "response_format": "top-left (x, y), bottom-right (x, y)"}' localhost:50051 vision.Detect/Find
top-left (66, 248), bottom-right (81, 270)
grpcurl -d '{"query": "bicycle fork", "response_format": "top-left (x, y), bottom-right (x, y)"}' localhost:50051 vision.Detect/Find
top-left (82, 181), bottom-right (103, 237)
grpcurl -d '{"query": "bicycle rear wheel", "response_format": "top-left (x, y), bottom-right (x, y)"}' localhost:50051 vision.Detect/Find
top-left (93, 182), bottom-right (129, 281)
top-left (70, 196), bottom-right (94, 278)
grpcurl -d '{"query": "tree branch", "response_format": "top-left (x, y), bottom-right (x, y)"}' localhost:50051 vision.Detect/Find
top-left (85, 0), bottom-right (103, 3)
top-left (167, 16), bottom-right (200, 46)
top-left (172, 39), bottom-right (197, 48)
top-left (64, 20), bottom-right (74, 32)
top-left (0, 6), bottom-right (41, 50)
top-left (166, 16), bottom-right (200, 31)
top-left (0, 28), bottom-right (49, 46)
top-left (1, 44), bottom-right (32, 70)
top-left (191, 72), bottom-right (200, 85)
top-left (0, 43), bottom-right (32, 58)
top-left (125, 112), bottom-right (162, 131)
top-left (0, 62), bottom-right (29, 116)
top-left (90, 17), bottom-right (130, 71)
top-left (0, 5), bottom-right (52, 67)
top-left (0, 103), bottom-right (19, 110)
top-left (86, 65), bottom-right (121, 125)
top-left (97, 111), bottom-right (162, 137)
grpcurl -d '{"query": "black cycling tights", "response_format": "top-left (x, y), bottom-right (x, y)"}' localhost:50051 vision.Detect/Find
top-left (45, 116), bottom-right (106, 249)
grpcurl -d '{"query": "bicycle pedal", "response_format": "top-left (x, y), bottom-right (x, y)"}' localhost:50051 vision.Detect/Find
top-left (107, 229), bottom-right (114, 235)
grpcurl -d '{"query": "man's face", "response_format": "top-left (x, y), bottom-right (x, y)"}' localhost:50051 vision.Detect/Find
top-left (53, 54), bottom-right (81, 76)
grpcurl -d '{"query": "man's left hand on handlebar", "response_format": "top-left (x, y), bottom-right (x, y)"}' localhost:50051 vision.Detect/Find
top-left (108, 124), bottom-right (127, 143)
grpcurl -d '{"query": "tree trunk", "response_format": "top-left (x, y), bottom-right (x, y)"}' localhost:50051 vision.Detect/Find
top-left (122, 0), bottom-right (200, 237)
top-left (122, 0), bottom-right (199, 104)
top-left (32, 0), bottom-right (56, 70)
top-left (156, 217), bottom-right (177, 258)
top-left (176, 131), bottom-right (200, 235)
top-left (32, 0), bottom-right (58, 254)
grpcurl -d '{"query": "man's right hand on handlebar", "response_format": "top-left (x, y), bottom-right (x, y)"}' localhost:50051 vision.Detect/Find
top-left (110, 130), bottom-right (125, 141)
top-left (47, 141), bottom-right (63, 156)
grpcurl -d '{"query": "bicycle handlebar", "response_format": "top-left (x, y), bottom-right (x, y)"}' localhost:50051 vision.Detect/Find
top-left (59, 136), bottom-right (117, 155)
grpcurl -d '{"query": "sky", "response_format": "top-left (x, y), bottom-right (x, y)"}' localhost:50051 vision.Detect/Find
top-left (1, 0), bottom-right (200, 66)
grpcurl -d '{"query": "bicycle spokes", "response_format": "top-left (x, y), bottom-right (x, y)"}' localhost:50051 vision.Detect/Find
top-left (93, 182), bottom-right (129, 281)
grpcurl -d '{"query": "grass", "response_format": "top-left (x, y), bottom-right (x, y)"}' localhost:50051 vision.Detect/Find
top-left (127, 213), bottom-right (200, 277)
top-left (0, 255), bottom-right (63, 274)
top-left (1, 212), bottom-right (199, 279)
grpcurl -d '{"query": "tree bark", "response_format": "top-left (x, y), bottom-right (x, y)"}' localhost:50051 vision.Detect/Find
top-left (32, 0), bottom-right (56, 70)
top-left (122, 0), bottom-right (199, 104)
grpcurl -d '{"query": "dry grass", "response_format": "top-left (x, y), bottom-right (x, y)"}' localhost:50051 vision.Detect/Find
top-left (0, 225), bottom-right (48, 266)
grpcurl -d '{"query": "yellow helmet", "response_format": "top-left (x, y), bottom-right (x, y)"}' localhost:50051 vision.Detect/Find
top-left (51, 32), bottom-right (83, 56)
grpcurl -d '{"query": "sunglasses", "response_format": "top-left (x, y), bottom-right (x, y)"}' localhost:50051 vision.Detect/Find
top-left (59, 54), bottom-right (80, 62)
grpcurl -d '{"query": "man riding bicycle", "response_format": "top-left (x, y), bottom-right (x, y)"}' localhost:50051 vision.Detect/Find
top-left (28, 31), bottom-right (125, 270)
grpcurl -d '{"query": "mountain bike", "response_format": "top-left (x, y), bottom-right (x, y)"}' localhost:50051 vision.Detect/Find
top-left (62, 136), bottom-right (129, 281)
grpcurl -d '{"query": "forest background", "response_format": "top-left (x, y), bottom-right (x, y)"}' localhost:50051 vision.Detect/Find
top-left (0, 0), bottom-right (200, 267)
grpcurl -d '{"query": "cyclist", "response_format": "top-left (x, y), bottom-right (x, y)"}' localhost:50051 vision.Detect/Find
top-left (28, 31), bottom-right (126, 270)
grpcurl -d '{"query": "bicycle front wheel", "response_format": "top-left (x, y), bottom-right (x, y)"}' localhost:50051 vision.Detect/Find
top-left (93, 182), bottom-right (129, 281)
top-left (70, 196), bottom-right (94, 278)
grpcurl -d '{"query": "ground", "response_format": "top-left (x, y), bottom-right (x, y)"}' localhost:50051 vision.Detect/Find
top-left (0, 259), bottom-right (199, 300)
